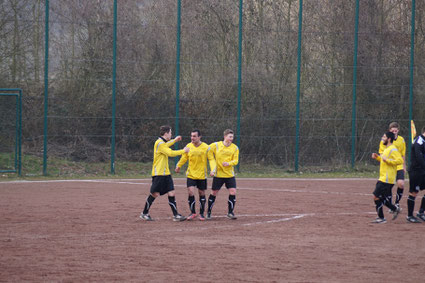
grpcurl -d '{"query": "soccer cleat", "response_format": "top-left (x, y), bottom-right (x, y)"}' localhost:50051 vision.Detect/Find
top-left (173, 214), bottom-right (186, 222)
top-left (206, 212), bottom-right (212, 220)
top-left (140, 213), bottom-right (154, 221)
top-left (416, 212), bottom-right (425, 222)
top-left (392, 206), bottom-right (402, 220)
top-left (186, 213), bottom-right (197, 221)
top-left (199, 214), bottom-right (205, 221)
top-left (406, 216), bottom-right (421, 223)
top-left (227, 212), bottom-right (237, 220)
top-left (371, 217), bottom-right (387, 224)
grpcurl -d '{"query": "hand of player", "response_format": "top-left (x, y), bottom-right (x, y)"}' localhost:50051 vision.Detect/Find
top-left (175, 136), bottom-right (182, 142)
top-left (371, 153), bottom-right (379, 160)
top-left (184, 146), bottom-right (190, 153)
top-left (222, 162), bottom-right (229, 167)
top-left (175, 167), bottom-right (180, 173)
top-left (381, 155), bottom-right (387, 162)
top-left (210, 171), bottom-right (215, 177)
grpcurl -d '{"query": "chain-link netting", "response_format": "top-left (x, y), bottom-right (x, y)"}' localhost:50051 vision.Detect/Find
top-left (1, 0), bottom-right (425, 175)
top-left (0, 94), bottom-right (18, 171)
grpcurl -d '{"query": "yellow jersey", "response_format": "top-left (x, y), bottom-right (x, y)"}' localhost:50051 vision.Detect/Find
top-left (376, 144), bottom-right (403, 184)
top-left (208, 141), bottom-right (239, 178)
top-left (176, 142), bottom-right (210, 180)
top-left (379, 135), bottom-right (405, 171)
top-left (151, 137), bottom-right (185, 176)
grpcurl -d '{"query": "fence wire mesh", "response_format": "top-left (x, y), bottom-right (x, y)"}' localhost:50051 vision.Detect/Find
top-left (1, 0), bottom-right (424, 175)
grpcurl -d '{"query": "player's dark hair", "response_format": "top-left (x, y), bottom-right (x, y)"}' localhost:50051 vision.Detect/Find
top-left (160, 125), bottom-right (171, 136)
top-left (191, 129), bottom-right (201, 137)
top-left (385, 131), bottom-right (395, 143)
top-left (224, 129), bottom-right (234, 136)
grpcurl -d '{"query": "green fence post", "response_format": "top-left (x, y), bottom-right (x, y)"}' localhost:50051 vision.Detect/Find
top-left (43, 0), bottom-right (49, 176)
top-left (111, 0), bottom-right (118, 174)
top-left (174, 0), bottom-right (182, 163)
top-left (18, 89), bottom-right (22, 176)
top-left (294, 0), bottom-right (303, 172)
top-left (14, 95), bottom-right (18, 171)
top-left (408, 0), bottom-right (416, 162)
top-left (350, 0), bottom-right (360, 169)
top-left (236, 0), bottom-right (243, 172)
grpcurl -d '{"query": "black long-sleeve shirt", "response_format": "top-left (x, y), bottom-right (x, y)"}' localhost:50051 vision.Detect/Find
top-left (408, 134), bottom-right (425, 174)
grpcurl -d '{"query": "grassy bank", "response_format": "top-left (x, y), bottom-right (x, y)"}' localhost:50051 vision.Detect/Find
top-left (0, 153), bottom-right (378, 180)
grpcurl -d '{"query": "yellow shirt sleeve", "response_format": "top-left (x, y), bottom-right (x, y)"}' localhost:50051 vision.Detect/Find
top-left (228, 146), bottom-right (239, 167)
top-left (378, 141), bottom-right (385, 155)
top-left (176, 143), bottom-right (190, 168)
top-left (208, 143), bottom-right (217, 174)
top-left (158, 142), bottom-right (184, 157)
top-left (385, 149), bottom-right (403, 166)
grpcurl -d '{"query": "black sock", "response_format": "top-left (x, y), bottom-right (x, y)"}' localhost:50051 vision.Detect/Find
top-left (199, 196), bottom-right (206, 215)
top-left (419, 196), bottom-right (425, 214)
top-left (387, 195), bottom-right (393, 207)
top-left (396, 188), bottom-right (404, 204)
top-left (208, 195), bottom-right (216, 214)
top-left (383, 196), bottom-right (397, 211)
top-left (143, 195), bottom-right (156, 214)
top-left (228, 195), bottom-right (236, 213)
top-left (188, 195), bottom-right (196, 214)
top-left (168, 196), bottom-right (178, 216)
top-left (375, 199), bottom-right (384, 219)
top-left (407, 195), bottom-right (416, 217)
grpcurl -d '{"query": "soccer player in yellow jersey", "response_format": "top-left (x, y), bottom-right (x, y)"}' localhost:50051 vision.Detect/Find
top-left (140, 125), bottom-right (190, 222)
top-left (378, 122), bottom-right (406, 209)
top-left (206, 129), bottom-right (239, 220)
top-left (175, 129), bottom-right (211, 221)
top-left (371, 132), bottom-right (403, 223)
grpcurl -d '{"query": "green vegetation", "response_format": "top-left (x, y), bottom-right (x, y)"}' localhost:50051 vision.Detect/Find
top-left (0, 153), bottom-right (378, 180)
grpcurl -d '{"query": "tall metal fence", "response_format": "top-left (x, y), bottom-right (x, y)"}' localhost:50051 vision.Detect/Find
top-left (0, 0), bottom-right (424, 175)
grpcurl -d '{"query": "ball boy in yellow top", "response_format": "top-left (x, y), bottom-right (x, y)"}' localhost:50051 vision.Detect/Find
top-left (140, 125), bottom-right (190, 222)
top-left (378, 122), bottom-right (406, 208)
top-left (175, 129), bottom-right (211, 221)
top-left (371, 132), bottom-right (403, 223)
top-left (206, 129), bottom-right (239, 220)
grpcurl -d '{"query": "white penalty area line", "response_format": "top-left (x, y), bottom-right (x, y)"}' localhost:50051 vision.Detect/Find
top-left (147, 211), bottom-right (376, 229)
top-left (1, 179), bottom-right (372, 197)
top-left (239, 187), bottom-right (371, 196)
top-left (1, 179), bottom-right (152, 185)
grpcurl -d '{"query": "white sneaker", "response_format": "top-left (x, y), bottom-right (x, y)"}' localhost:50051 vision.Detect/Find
top-left (371, 217), bottom-right (387, 224)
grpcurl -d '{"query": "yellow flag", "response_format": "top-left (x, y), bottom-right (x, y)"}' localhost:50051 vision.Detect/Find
top-left (411, 120), bottom-right (417, 143)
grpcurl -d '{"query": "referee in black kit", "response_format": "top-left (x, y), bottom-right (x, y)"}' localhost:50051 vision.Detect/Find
top-left (406, 126), bottom-right (425, 223)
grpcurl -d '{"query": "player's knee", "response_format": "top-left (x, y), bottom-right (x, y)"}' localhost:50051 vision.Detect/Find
top-left (410, 192), bottom-right (418, 197)
top-left (187, 187), bottom-right (195, 196)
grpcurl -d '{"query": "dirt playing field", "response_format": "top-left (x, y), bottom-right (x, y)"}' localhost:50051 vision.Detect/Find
top-left (1, 178), bottom-right (424, 282)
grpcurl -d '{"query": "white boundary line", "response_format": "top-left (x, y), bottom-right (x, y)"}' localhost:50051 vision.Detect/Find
top-left (1, 177), bottom-right (377, 184)
top-left (1, 179), bottom-right (372, 196)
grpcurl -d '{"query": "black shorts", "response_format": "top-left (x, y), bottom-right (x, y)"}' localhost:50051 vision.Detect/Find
top-left (187, 178), bottom-right (207, 190)
top-left (408, 171), bottom-right (425, 193)
top-left (396, 170), bottom-right (405, 181)
top-left (212, 177), bottom-right (236, 190)
top-left (150, 175), bottom-right (174, 195)
top-left (373, 181), bottom-right (393, 199)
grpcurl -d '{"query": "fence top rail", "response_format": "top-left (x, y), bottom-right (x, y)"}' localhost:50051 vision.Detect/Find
top-left (0, 88), bottom-right (22, 95)
top-left (0, 93), bottom-right (19, 96)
